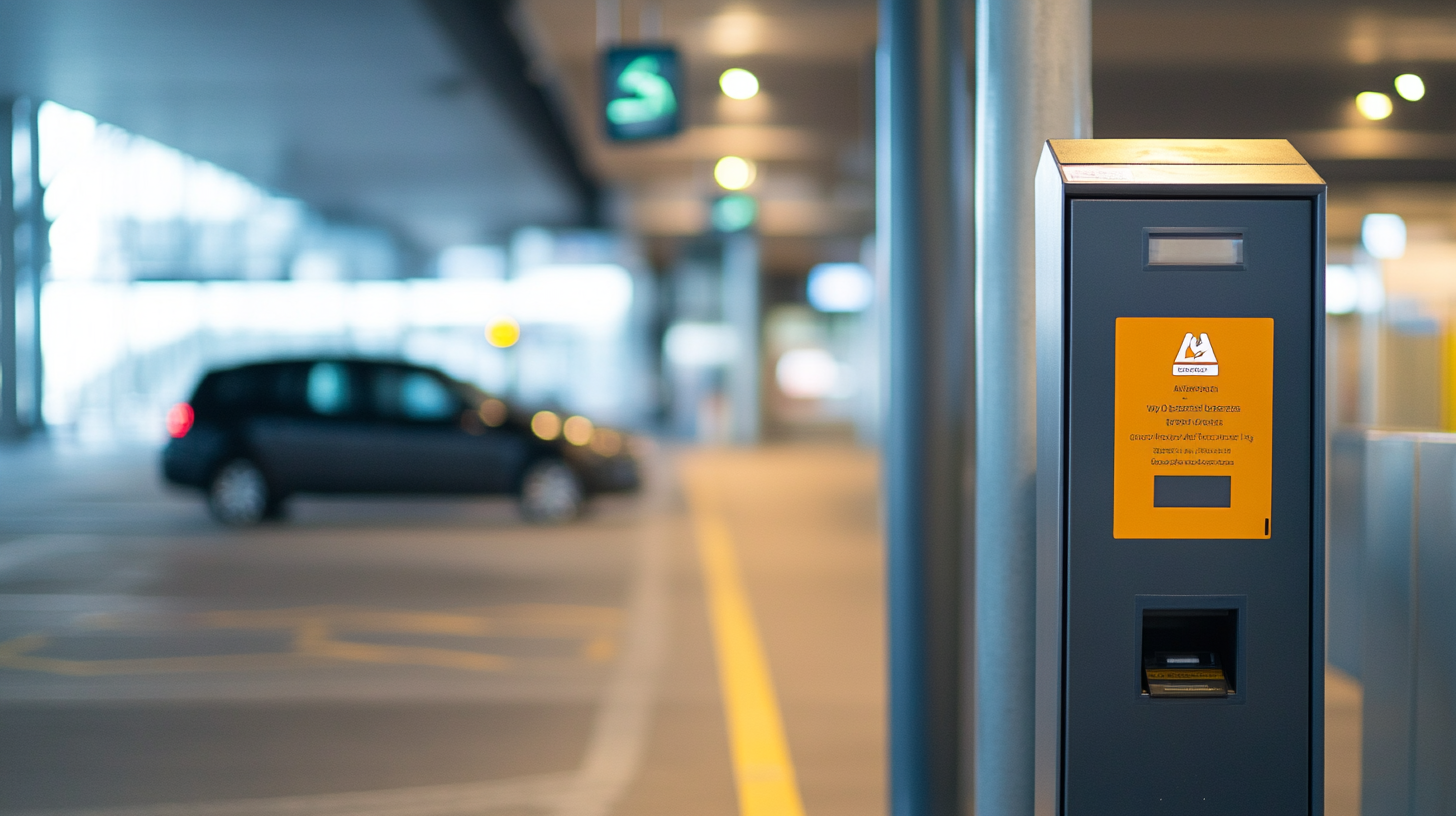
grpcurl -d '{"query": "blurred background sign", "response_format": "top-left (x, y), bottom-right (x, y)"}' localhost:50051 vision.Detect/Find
top-left (601, 45), bottom-right (683, 142)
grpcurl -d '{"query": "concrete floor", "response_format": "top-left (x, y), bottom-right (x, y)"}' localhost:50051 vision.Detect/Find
top-left (0, 441), bottom-right (883, 816)
top-left (0, 439), bottom-right (1359, 815)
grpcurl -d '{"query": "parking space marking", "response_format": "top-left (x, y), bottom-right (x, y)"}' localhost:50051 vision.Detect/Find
top-left (0, 604), bottom-right (621, 676)
top-left (685, 464), bottom-right (807, 816)
top-left (0, 469), bottom-right (676, 816)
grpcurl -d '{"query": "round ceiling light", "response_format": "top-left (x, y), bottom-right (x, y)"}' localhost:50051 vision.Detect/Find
top-left (719, 68), bottom-right (760, 100)
top-left (714, 156), bottom-right (756, 190)
top-left (1394, 73), bottom-right (1425, 102)
top-left (1355, 91), bottom-right (1393, 120)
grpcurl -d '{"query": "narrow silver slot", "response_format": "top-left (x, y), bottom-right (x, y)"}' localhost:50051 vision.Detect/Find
top-left (1148, 234), bottom-right (1243, 266)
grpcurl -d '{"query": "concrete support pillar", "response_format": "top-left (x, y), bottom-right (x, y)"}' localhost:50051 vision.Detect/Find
top-left (0, 97), bottom-right (15, 438)
top-left (1, 96), bottom-right (44, 439)
top-left (722, 232), bottom-right (760, 445)
top-left (972, 0), bottom-right (1090, 814)
top-left (880, 0), bottom-right (972, 814)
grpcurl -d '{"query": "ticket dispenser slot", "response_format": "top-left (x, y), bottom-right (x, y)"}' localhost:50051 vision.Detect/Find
top-left (1139, 609), bottom-right (1239, 698)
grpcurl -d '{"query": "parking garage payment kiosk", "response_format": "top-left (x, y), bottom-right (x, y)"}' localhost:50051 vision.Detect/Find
top-left (1034, 140), bottom-right (1325, 814)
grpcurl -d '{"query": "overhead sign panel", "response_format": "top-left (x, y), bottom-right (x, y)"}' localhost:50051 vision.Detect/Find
top-left (601, 46), bottom-right (682, 142)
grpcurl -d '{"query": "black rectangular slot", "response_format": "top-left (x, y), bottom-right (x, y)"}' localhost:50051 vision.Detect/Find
top-left (1141, 609), bottom-right (1238, 697)
top-left (1153, 474), bottom-right (1230, 507)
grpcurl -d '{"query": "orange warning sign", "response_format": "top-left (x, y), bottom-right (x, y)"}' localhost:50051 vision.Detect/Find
top-left (1113, 317), bottom-right (1273, 539)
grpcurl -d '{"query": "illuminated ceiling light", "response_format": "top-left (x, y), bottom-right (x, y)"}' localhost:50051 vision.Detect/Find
top-left (714, 156), bottom-right (756, 190)
top-left (1394, 73), bottom-right (1426, 102)
top-left (719, 68), bottom-right (760, 100)
top-left (1362, 213), bottom-right (1406, 259)
top-left (531, 410), bottom-right (562, 440)
top-left (1355, 91), bottom-right (1393, 120)
top-left (563, 415), bottom-right (594, 446)
top-left (485, 316), bottom-right (520, 348)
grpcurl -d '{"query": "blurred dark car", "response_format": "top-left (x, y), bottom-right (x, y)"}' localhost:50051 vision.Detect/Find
top-left (162, 359), bottom-right (640, 525)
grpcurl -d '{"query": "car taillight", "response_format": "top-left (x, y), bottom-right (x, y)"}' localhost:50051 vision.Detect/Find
top-left (166, 403), bottom-right (194, 438)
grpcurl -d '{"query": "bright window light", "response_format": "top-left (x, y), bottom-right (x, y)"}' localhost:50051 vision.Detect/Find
top-left (1355, 91), bottom-right (1393, 121)
top-left (1395, 74), bottom-right (1425, 102)
top-left (775, 348), bottom-right (842, 399)
top-left (439, 245), bottom-right (506, 279)
top-left (406, 280), bottom-right (507, 328)
top-left (1362, 213), bottom-right (1407, 259)
top-left (806, 263), bottom-right (874, 313)
top-left (348, 281), bottom-right (406, 332)
top-left (292, 251), bottom-right (345, 281)
top-left (663, 322), bottom-right (738, 367)
top-left (509, 264), bottom-right (633, 328)
top-left (1357, 267), bottom-right (1386, 314)
top-left (38, 100), bottom-right (310, 281)
top-left (714, 156), bottom-right (756, 190)
top-left (1325, 265), bottom-right (1358, 314)
top-left (719, 68), bottom-right (760, 100)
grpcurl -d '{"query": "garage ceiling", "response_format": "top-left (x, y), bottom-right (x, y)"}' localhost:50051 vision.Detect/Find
top-left (0, 0), bottom-right (593, 253)
top-left (1, 0), bottom-right (1453, 261)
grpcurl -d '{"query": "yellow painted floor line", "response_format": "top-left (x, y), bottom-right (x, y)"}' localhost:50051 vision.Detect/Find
top-left (685, 465), bottom-right (808, 816)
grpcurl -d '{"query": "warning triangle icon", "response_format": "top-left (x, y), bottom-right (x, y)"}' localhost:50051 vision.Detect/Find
top-left (1173, 332), bottom-right (1218, 376)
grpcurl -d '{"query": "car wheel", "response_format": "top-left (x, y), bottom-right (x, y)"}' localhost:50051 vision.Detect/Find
top-left (518, 459), bottom-right (584, 524)
top-left (208, 459), bottom-right (273, 526)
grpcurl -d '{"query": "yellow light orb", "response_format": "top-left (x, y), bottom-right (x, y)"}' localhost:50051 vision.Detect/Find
top-left (1355, 91), bottom-right (1393, 121)
top-left (531, 410), bottom-right (561, 440)
top-left (719, 68), bottom-right (760, 100)
top-left (589, 428), bottom-right (623, 457)
top-left (1395, 73), bottom-right (1425, 102)
top-left (714, 156), bottom-right (756, 190)
top-left (486, 317), bottom-right (520, 348)
top-left (563, 415), bottom-right (594, 446)
top-left (478, 398), bottom-right (508, 427)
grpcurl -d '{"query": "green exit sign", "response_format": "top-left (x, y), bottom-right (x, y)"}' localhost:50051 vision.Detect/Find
top-left (601, 46), bottom-right (683, 142)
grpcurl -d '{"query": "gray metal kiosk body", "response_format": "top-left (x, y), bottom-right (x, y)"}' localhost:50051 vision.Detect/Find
top-left (1034, 140), bottom-right (1325, 815)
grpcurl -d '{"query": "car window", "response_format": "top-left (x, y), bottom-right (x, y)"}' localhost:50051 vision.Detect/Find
top-left (373, 368), bottom-right (458, 422)
top-left (196, 370), bottom-right (250, 412)
top-left (195, 367), bottom-right (271, 414)
top-left (307, 363), bottom-right (352, 416)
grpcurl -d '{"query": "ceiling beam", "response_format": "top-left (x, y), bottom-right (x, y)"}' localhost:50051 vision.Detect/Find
top-left (422, 0), bottom-right (600, 225)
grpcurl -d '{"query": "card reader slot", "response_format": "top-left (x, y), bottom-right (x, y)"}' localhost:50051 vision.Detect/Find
top-left (1141, 609), bottom-right (1238, 698)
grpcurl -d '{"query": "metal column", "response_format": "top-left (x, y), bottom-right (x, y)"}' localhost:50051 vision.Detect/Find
top-left (973, 0), bottom-right (1090, 814)
top-left (722, 232), bottom-right (760, 445)
top-left (880, 0), bottom-right (972, 814)
top-left (0, 97), bottom-right (44, 439)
